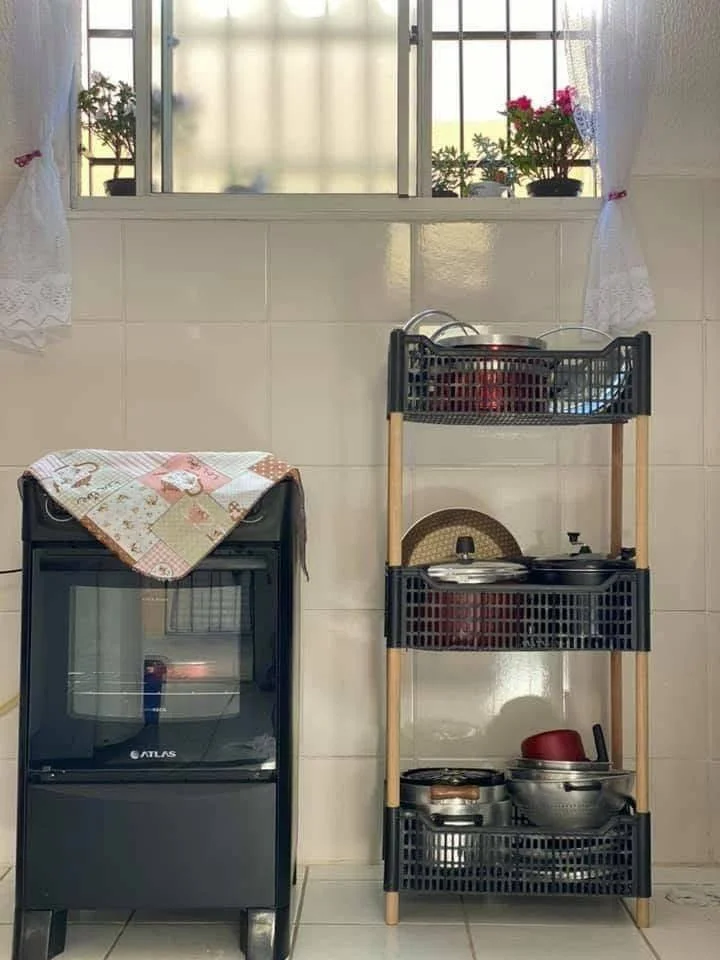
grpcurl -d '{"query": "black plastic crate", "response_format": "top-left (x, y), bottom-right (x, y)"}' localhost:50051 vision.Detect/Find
top-left (387, 330), bottom-right (651, 425)
top-left (395, 808), bottom-right (639, 896)
top-left (386, 567), bottom-right (650, 652)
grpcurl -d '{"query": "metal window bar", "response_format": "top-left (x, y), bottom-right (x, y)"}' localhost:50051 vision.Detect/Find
top-left (414, 1), bottom-right (597, 198)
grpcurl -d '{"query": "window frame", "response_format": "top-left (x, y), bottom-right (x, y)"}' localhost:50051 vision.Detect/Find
top-left (71, 0), bottom-right (600, 220)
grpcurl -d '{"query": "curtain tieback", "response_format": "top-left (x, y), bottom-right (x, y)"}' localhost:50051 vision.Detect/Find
top-left (14, 149), bottom-right (42, 168)
top-left (607, 190), bottom-right (627, 201)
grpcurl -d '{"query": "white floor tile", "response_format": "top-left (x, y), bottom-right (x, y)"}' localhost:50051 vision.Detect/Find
top-left (129, 909), bottom-right (238, 924)
top-left (58, 924), bottom-right (125, 960)
top-left (0, 925), bottom-right (10, 960)
top-left (654, 865), bottom-right (720, 885)
top-left (109, 923), bottom-right (243, 959)
top-left (68, 911), bottom-right (132, 924)
top-left (642, 887), bottom-right (720, 960)
top-left (293, 923), bottom-right (473, 960)
top-left (308, 863), bottom-right (382, 881)
top-left (463, 895), bottom-right (633, 926)
top-left (469, 922), bottom-right (653, 959)
top-left (300, 880), bottom-right (463, 924)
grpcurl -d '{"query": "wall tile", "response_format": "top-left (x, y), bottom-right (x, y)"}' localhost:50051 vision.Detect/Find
top-left (124, 221), bottom-right (267, 324)
top-left (650, 612), bottom-right (708, 761)
top-left (412, 466), bottom-right (561, 558)
top-left (69, 220), bottom-right (123, 321)
top-left (297, 757), bottom-right (382, 863)
top-left (0, 613), bottom-right (19, 708)
top-left (412, 651), bottom-right (608, 761)
top-left (558, 220), bottom-right (595, 326)
top-left (0, 470), bottom-right (22, 574)
top-left (706, 325), bottom-right (720, 464)
top-left (271, 323), bottom-right (388, 466)
top-left (0, 324), bottom-right (124, 466)
top-left (125, 323), bottom-right (270, 450)
top-left (706, 471), bottom-right (720, 612)
top-left (301, 467), bottom-right (396, 611)
top-left (709, 614), bottom-right (720, 759)
top-left (269, 223), bottom-right (410, 325)
top-left (623, 467), bottom-right (705, 611)
top-left (711, 762), bottom-right (720, 861)
top-left (0, 759), bottom-right (15, 865)
top-left (0, 711), bottom-right (17, 764)
top-left (651, 759), bottom-right (710, 863)
top-left (300, 610), bottom-right (384, 758)
top-left (631, 178), bottom-right (703, 324)
top-left (703, 181), bottom-right (720, 320)
top-left (411, 222), bottom-right (558, 328)
top-left (406, 426), bottom-right (558, 469)
top-left (559, 468), bottom-right (610, 553)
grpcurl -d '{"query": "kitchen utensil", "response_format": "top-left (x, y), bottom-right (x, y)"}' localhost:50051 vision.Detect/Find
top-left (593, 723), bottom-right (609, 763)
top-left (402, 509), bottom-right (522, 567)
top-left (507, 770), bottom-right (635, 829)
top-left (530, 531), bottom-right (635, 587)
top-left (400, 767), bottom-right (508, 812)
top-left (404, 311), bottom-right (552, 415)
top-left (521, 728), bottom-right (587, 762)
top-left (428, 537), bottom-right (527, 648)
top-left (512, 758), bottom-right (613, 773)
top-left (417, 811), bottom-right (487, 870)
top-left (539, 326), bottom-right (632, 416)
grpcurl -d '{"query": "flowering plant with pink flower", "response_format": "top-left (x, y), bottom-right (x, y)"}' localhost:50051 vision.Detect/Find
top-left (501, 87), bottom-right (585, 187)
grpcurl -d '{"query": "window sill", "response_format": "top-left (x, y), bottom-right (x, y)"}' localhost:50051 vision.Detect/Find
top-left (69, 195), bottom-right (602, 222)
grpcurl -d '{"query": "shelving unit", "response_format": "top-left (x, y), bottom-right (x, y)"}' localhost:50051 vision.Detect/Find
top-left (383, 329), bottom-right (652, 928)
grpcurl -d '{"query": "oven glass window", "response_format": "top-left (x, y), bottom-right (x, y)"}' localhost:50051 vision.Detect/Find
top-left (30, 559), bottom-right (277, 772)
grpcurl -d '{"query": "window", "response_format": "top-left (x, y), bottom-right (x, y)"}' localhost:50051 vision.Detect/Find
top-left (78, 1), bottom-right (594, 199)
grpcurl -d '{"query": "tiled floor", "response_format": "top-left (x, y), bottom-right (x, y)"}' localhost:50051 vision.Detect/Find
top-left (2, 863), bottom-right (720, 958)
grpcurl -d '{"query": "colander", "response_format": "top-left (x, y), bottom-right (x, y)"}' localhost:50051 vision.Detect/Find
top-left (507, 771), bottom-right (635, 830)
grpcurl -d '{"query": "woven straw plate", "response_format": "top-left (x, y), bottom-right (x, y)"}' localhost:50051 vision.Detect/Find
top-left (401, 508), bottom-right (522, 566)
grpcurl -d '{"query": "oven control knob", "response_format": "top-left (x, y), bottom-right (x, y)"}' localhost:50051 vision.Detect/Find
top-left (44, 496), bottom-right (73, 523)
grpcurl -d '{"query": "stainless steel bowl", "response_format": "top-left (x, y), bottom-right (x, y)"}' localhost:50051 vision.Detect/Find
top-left (507, 771), bottom-right (635, 829)
top-left (512, 758), bottom-right (613, 773)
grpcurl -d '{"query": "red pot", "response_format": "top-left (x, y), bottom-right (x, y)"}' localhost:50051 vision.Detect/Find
top-left (521, 729), bottom-right (587, 762)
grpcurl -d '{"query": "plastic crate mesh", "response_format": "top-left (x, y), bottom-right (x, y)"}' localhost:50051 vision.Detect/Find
top-left (398, 570), bottom-right (638, 651)
top-left (399, 335), bottom-right (640, 425)
top-left (399, 809), bottom-right (636, 896)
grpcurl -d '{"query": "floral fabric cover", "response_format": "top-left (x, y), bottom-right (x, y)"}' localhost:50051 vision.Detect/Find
top-left (24, 450), bottom-right (305, 581)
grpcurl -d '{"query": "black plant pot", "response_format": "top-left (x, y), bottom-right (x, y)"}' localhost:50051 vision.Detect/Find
top-left (104, 177), bottom-right (136, 197)
top-left (432, 187), bottom-right (459, 198)
top-left (527, 177), bottom-right (582, 198)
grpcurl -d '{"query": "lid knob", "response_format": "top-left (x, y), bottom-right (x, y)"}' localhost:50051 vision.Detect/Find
top-left (455, 536), bottom-right (475, 561)
top-left (567, 532), bottom-right (580, 544)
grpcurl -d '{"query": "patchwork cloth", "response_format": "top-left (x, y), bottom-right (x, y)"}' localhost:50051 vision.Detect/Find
top-left (23, 450), bottom-right (306, 581)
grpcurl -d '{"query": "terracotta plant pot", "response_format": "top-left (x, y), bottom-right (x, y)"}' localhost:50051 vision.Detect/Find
top-left (527, 177), bottom-right (582, 198)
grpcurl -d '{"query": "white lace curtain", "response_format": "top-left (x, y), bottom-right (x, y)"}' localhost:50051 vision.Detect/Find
top-left (562, 0), bottom-right (659, 333)
top-left (0, 0), bottom-right (79, 351)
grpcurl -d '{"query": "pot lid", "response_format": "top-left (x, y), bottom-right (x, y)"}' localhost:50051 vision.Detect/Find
top-left (436, 332), bottom-right (546, 350)
top-left (401, 767), bottom-right (506, 787)
top-left (427, 559), bottom-right (527, 584)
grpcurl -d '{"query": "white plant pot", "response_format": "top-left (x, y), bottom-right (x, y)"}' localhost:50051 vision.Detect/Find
top-left (468, 181), bottom-right (507, 198)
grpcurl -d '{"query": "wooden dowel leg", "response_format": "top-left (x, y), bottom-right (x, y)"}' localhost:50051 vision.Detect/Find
top-left (610, 423), bottom-right (624, 768)
top-left (385, 891), bottom-right (399, 925)
top-left (635, 898), bottom-right (650, 929)
top-left (610, 652), bottom-right (623, 769)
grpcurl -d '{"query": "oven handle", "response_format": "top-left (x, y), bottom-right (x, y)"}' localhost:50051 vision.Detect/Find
top-left (37, 552), bottom-right (269, 574)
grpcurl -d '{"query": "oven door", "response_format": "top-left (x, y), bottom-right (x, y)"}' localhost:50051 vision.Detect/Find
top-left (26, 548), bottom-right (279, 779)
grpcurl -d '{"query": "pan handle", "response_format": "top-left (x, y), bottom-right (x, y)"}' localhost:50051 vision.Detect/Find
top-left (592, 723), bottom-right (610, 764)
top-left (563, 781), bottom-right (602, 793)
top-left (402, 309), bottom-right (460, 334)
top-left (417, 811), bottom-right (485, 831)
top-left (539, 325), bottom-right (613, 341)
top-left (430, 785), bottom-right (481, 801)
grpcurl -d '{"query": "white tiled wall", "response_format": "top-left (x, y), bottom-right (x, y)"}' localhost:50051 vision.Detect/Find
top-left (0, 179), bottom-right (718, 868)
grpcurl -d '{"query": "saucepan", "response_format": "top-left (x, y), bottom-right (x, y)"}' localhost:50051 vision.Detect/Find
top-left (521, 723), bottom-right (610, 764)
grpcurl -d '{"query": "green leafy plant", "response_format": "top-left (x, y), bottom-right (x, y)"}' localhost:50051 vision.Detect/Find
top-left (431, 145), bottom-right (476, 197)
top-left (77, 72), bottom-right (136, 179)
top-left (472, 134), bottom-right (516, 186)
top-left (501, 87), bottom-right (585, 182)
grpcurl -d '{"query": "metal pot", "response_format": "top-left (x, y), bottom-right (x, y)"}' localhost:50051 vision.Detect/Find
top-left (426, 537), bottom-right (527, 648)
top-left (400, 767), bottom-right (508, 812)
top-left (507, 770), bottom-right (635, 830)
top-left (402, 312), bottom-right (552, 415)
top-left (521, 723), bottom-right (609, 765)
top-left (540, 326), bottom-right (632, 416)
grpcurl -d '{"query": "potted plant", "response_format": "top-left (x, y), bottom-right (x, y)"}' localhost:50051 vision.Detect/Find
top-left (78, 72), bottom-right (136, 196)
top-left (468, 134), bottom-right (516, 197)
top-left (431, 145), bottom-right (476, 197)
top-left (501, 87), bottom-right (586, 197)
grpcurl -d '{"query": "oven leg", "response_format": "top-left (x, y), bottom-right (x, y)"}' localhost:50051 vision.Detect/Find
top-left (13, 910), bottom-right (67, 960)
top-left (245, 907), bottom-right (290, 960)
